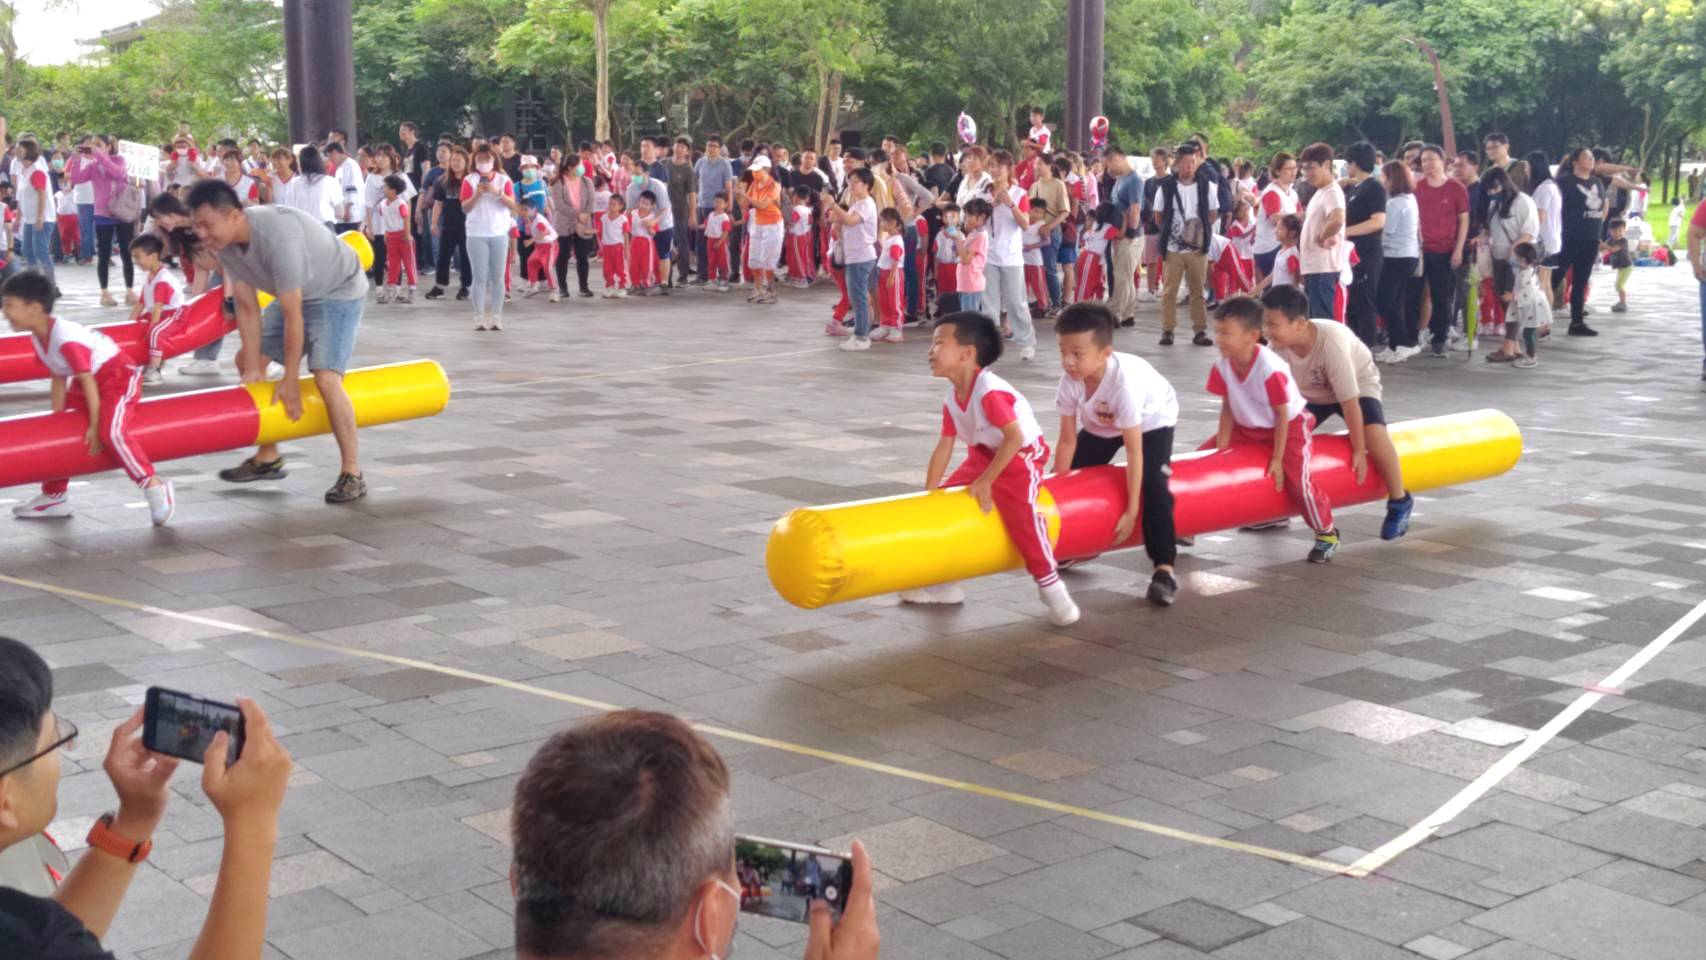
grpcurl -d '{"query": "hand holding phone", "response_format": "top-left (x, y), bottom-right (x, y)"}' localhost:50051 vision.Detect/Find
top-left (735, 836), bottom-right (855, 924)
top-left (143, 686), bottom-right (245, 765)
top-left (806, 840), bottom-right (878, 960)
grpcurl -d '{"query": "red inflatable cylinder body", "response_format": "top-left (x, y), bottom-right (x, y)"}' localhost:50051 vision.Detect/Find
top-left (0, 289), bottom-right (231, 385)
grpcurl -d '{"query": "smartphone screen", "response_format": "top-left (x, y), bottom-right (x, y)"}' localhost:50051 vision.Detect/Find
top-left (143, 687), bottom-right (244, 765)
top-left (734, 835), bottom-right (853, 924)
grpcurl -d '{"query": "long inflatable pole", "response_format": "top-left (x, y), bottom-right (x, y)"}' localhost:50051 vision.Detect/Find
top-left (0, 232), bottom-right (373, 385)
top-left (766, 410), bottom-right (1521, 609)
top-left (0, 360), bottom-right (448, 489)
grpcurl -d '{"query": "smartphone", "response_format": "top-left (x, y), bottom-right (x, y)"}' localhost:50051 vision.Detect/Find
top-left (734, 835), bottom-right (853, 924)
top-left (142, 687), bottom-right (244, 765)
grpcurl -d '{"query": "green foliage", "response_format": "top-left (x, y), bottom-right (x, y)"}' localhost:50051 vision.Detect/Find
top-left (1588, 0), bottom-right (1706, 165)
top-left (354, 0), bottom-right (482, 143)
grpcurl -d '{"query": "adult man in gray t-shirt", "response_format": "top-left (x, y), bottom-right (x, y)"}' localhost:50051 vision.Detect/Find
top-left (188, 181), bottom-right (370, 504)
top-left (691, 136), bottom-right (735, 284)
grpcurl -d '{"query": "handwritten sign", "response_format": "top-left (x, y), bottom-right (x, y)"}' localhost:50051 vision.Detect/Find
top-left (117, 140), bottom-right (161, 182)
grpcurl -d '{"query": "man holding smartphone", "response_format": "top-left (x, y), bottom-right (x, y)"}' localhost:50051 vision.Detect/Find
top-left (0, 636), bottom-right (294, 960)
top-left (511, 710), bottom-right (881, 960)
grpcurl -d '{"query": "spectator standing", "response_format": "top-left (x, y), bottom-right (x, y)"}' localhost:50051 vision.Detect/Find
top-left (1526, 150), bottom-right (1562, 310)
top-left (1377, 160), bottom-right (1423, 364)
top-left (1342, 141), bottom-right (1387, 346)
top-left (1104, 146), bottom-right (1143, 326)
top-left (1413, 145), bottom-right (1469, 356)
top-left (667, 138), bottom-right (695, 285)
top-left (1297, 142), bottom-right (1348, 324)
top-left (1553, 147), bottom-right (1609, 336)
top-left (1154, 140), bottom-right (1217, 346)
top-left (1688, 198), bottom-right (1705, 379)
top-left (1253, 152), bottom-right (1298, 282)
top-left (69, 135), bottom-right (135, 307)
top-left (691, 136), bottom-right (735, 285)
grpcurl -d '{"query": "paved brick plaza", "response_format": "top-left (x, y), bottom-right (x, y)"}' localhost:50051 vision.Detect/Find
top-left (4, 260), bottom-right (1706, 960)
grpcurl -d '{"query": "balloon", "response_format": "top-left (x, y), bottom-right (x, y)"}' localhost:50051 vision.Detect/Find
top-left (1089, 115), bottom-right (1110, 151)
top-left (957, 112), bottom-right (978, 145)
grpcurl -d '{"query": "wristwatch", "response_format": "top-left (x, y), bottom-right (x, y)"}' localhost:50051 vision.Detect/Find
top-left (86, 813), bottom-right (152, 864)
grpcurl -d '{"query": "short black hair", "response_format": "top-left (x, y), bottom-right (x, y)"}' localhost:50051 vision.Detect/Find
top-left (187, 178), bottom-right (243, 213)
top-left (129, 233), bottom-right (166, 257)
top-left (0, 637), bottom-right (52, 770)
top-left (383, 174), bottom-right (407, 195)
top-left (1457, 149), bottom-right (1480, 166)
top-left (935, 311), bottom-right (1003, 367)
top-left (847, 167), bottom-right (874, 189)
top-left (1344, 141), bottom-right (1378, 174)
top-left (1607, 217), bottom-right (1626, 231)
top-left (1513, 240), bottom-right (1540, 266)
top-left (639, 189), bottom-right (657, 203)
top-left (1215, 296), bottom-right (1264, 332)
top-left (1260, 284), bottom-right (1309, 320)
top-left (1484, 132), bottom-right (1510, 146)
top-left (962, 197), bottom-right (993, 220)
top-left (0, 271), bottom-right (58, 313)
top-left (1030, 197), bottom-right (1048, 213)
top-left (739, 138), bottom-right (755, 153)
top-left (1056, 303), bottom-right (1116, 346)
top-left (325, 141), bottom-right (347, 156)
top-left (930, 141), bottom-right (947, 157)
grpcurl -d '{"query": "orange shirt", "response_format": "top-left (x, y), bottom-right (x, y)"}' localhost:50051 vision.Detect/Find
top-left (748, 175), bottom-right (783, 226)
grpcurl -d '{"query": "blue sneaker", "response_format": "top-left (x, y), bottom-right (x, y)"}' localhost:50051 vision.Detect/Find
top-left (1307, 528), bottom-right (1341, 564)
top-left (1381, 494), bottom-right (1413, 541)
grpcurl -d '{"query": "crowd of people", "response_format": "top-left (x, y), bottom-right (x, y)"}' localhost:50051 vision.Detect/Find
top-left (4, 112), bottom-right (1696, 374)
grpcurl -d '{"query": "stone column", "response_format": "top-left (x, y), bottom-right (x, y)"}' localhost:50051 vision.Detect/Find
top-left (284, 0), bottom-right (358, 147)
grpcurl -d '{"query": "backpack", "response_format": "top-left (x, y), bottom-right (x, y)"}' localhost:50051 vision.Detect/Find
top-left (1161, 175), bottom-right (1212, 253)
top-left (108, 179), bottom-right (144, 223)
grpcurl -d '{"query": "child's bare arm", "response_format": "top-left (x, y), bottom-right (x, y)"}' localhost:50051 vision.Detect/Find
top-left (75, 372), bottom-right (103, 455)
top-left (1215, 399), bottom-right (1234, 451)
top-left (1052, 415), bottom-right (1078, 475)
top-left (925, 434), bottom-right (956, 490)
top-left (50, 376), bottom-right (67, 414)
top-left (1267, 404), bottom-right (1289, 490)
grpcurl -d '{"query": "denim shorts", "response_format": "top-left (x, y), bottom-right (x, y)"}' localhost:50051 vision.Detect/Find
top-left (260, 296), bottom-right (364, 374)
top-left (654, 227), bottom-right (675, 260)
top-left (1056, 243), bottom-right (1078, 264)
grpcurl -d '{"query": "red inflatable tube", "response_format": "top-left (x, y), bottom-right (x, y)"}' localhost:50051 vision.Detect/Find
top-left (0, 287), bottom-right (230, 385)
top-left (0, 384), bottom-right (258, 489)
top-left (1049, 435), bottom-right (1391, 561)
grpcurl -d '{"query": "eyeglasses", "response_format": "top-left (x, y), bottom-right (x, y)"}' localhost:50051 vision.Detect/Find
top-left (0, 714), bottom-right (78, 778)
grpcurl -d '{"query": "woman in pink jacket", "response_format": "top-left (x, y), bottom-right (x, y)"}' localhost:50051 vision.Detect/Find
top-left (69, 134), bottom-right (137, 306)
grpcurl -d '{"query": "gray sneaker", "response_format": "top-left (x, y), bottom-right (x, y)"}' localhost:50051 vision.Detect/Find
top-left (219, 456), bottom-right (286, 483)
top-left (324, 472), bottom-right (367, 504)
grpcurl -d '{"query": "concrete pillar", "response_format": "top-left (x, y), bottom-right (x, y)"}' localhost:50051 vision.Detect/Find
top-left (1064, 0), bottom-right (1104, 152)
top-left (284, 0), bottom-right (357, 147)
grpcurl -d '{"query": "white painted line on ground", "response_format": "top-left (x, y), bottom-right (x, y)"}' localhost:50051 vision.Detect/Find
top-left (1349, 597), bottom-right (1706, 877)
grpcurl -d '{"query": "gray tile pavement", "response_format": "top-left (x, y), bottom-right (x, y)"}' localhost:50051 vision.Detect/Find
top-left (5, 257), bottom-right (1706, 958)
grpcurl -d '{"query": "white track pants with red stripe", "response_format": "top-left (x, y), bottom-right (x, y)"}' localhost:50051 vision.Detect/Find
top-left (941, 442), bottom-right (1059, 586)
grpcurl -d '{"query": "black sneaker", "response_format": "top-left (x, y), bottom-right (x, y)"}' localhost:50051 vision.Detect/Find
top-left (325, 472), bottom-right (367, 504)
top-left (1176, 536), bottom-right (1196, 547)
top-left (1160, 331), bottom-right (1175, 346)
top-left (1192, 331), bottom-right (1213, 347)
top-left (424, 286), bottom-right (445, 300)
top-left (218, 456), bottom-right (286, 483)
top-left (579, 288), bottom-right (594, 298)
top-left (1241, 518), bottom-right (1291, 532)
top-left (658, 285), bottom-right (672, 296)
top-left (1567, 323), bottom-right (1599, 336)
top-left (455, 287), bottom-right (471, 301)
top-left (1120, 316), bottom-right (1136, 327)
top-left (1147, 570), bottom-right (1179, 607)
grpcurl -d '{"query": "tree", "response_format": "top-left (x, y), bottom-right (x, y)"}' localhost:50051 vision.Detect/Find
top-left (1102, 0), bottom-right (1242, 148)
top-left (354, 0), bottom-right (479, 142)
top-left (1589, 0), bottom-right (1706, 171)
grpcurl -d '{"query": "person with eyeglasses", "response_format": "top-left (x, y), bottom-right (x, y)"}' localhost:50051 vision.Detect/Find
top-left (0, 636), bottom-right (293, 959)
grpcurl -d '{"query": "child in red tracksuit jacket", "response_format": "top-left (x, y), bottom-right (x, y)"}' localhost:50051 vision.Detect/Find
top-left (599, 194), bottom-right (631, 297)
top-left (126, 235), bottom-right (190, 385)
top-left (1203, 297), bottom-right (1340, 563)
top-left (376, 174), bottom-right (417, 303)
top-left (1076, 203), bottom-right (1120, 302)
top-left (899, 311), bottom-right (1080, 627)
top-left (628, 192), bottom-right (661, 294)
top-left (3, 272), bottom-right (175, 526)
top-left (934, 204), bottom-right (962, 314)
top-left (785, 187), bottom-right (815, 288)
top-left (872, 209), bottom-right (907, 341)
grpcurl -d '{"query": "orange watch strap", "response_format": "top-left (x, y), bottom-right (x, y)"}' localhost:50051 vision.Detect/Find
top-left (86, 813), bottom-right (151, 864)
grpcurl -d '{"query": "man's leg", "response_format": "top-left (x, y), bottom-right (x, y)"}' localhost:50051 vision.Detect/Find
top-left (1160, 251), bottom-right (1184, 332)
top-left (1109, 238), bottom-right (1138, 320)
top-left (1042, 233), bottom-right (1061, 308)
top-left (315, 369), bottom-right (360, 475)
top-left (1185, 253), bottom-right (1208, 331)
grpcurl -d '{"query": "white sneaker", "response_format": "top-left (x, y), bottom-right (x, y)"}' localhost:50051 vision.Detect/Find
top-left (145, 479), bottom-right (175, 527)
top-left (900, 583), bottom-right (966, 605)
top-left (1138, 289), bottom-right (1156, 303)
top-left (870, 326), bottom-right (893, 342)
top-left (1039, 580), bottom-right (1081, 626)
top-left (839, 336), bottom-right (872, 351)
top-left (142, 366), bottom-right (163, 385)
top-left (1394, 345), bottom-right (1421, 362)
top-left (475, 315), bottom-right (490, 331)
top-left (177, 358), bottom-right (220, 376)
top-left (615, 288), bottom-right (629, 298)
top-left (404, 285), bottom-right (415, 303)
top-left (490, 314), bottom-right (504, 331)
top-left (376, 287), bottom-right (392, 304)
top-left (523, 283), bottom-right (541, 298)
top-left (12, 493), bottom-right (73, 519)
top-left (549, 291), bottom-right (561, 303)
top-left (265, 362), bottom-right (285, 379)
top-left (1020, 345), bottom-right (1036, 361)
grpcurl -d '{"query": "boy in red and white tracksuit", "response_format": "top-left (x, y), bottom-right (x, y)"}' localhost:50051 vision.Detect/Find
top-left (934, 207), bottom-right (962, 312)
top-left (524, 208), bottom-right (559, 300)
top-left (375, 181), bottom-right (416, 303)
top-left (872, 215), bottom-right (907, 340)
top-left (1203, 297), bottom-right (1339, 562)
top-left (703, 197), bottom-right (733, 290)
top-left (4, 274), bottom-right (174, 526)
top-left (785, 195), bottom-right (814, 287)
top-left (599, 195), bottom-right (631, 297)
top-left (126, 236), bottom-right (190, 383)
top-left (1076, 222), bottom-right (1117, 302)
top-left (1022, 216), bottom-right (1049, 311)
top-left (899, 313), bottom-right (1079, 626)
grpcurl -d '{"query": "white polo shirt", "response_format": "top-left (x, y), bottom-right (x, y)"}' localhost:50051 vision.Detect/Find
top-left (1056, 352), bottom-right (1179, 439)
top-left (941, 368), bottom-right (1044, 451)
top-left (1206, 345), bottom-right (1305, 429)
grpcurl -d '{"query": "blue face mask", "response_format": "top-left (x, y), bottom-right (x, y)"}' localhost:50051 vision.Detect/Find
top-left (523, 169), bottom-right (538, 182)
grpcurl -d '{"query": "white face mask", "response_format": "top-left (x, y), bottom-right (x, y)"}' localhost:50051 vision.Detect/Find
top-left (477, 162), bottom-right (494, 175)
top-left (693, 879), bottom-right (740, 960)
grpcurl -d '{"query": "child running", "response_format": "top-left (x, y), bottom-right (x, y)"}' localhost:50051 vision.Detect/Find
top-left (901, 311), bottom-right (1080, 625)
top-left (704, 194), bottom-right (733, 291)
top-left (522, 205), bottom-right (560, 301)
top-left (1051, 303), bottom-right (1183, 606)
top-left (599, 193), bottom-right (631, 298)
top-left (126, 235), bottom-right (189, 385)
top-left (1258, 285), bottom-right (1413, 540)
top-left (1207, 296), bottom-right (1340, 562)
top-left (5, 272), bottom-right (175, 525)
